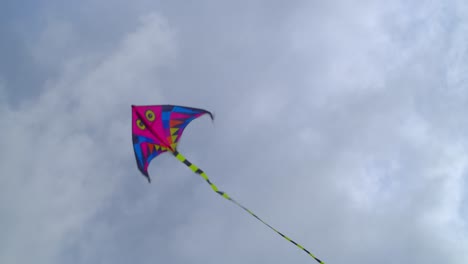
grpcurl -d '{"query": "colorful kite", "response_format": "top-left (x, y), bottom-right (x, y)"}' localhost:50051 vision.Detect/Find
top-left (132, 104), bottom-right (324, 263)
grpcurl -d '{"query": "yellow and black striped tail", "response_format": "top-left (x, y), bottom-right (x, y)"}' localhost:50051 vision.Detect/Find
top-left (172, 150), bottom-right (325, 263)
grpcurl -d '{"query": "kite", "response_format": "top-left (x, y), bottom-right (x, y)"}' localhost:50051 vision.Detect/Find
top-left (132, 104), bottom-right (324, 263)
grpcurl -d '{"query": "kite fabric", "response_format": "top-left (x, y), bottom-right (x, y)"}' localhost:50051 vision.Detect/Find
top-left (131, 104), bottom-right (325, 263)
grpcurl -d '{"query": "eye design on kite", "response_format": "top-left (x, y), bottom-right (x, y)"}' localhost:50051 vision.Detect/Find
top-left (136, 119), bottom-right (146, 130)
top-left (145, 110), bottom-right (156, 122)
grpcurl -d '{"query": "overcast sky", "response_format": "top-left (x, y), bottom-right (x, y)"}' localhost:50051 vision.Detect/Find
top-left (1, 1), bottom-right (468, 263)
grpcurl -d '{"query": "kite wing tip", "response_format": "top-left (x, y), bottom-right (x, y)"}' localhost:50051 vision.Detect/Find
top-left (141, 169), bottom-right (151, 183)
top-left (208, 111), bottom-right (215, 122)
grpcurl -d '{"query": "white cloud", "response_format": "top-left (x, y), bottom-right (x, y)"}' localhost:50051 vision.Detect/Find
top-left (2, 1), bottom-right (468, 264)
top-left (0, 12), bottom-right (175, 264)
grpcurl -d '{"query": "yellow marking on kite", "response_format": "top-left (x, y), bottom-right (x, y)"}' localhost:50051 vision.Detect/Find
top-left (198, 172), bottom-right (208, 180)
top-left (175, 153), bottom-right (184, 162)
top-left (145, 110), bottom-right (156, 121)
top-left (136, 119), bottom-right (146, 130)
top-left (171, 128), bottom-right (179, 135)
top-left (210, 184), bottom-right (219, 192)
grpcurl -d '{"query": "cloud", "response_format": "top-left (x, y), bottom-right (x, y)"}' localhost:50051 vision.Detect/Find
top-left (1, 1), bottom-right (468, 264)
top-left (0, 12), bottom-right (175, 264)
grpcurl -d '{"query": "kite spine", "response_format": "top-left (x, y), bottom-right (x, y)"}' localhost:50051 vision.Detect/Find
top-left (172, 150), bottom-right (325, 263)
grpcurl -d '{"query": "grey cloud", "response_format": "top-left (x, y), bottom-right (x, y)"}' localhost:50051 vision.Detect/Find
top-left (0, 12), bottom-right (175, 264)
top-left (1, 1), bottom-right (468, 264)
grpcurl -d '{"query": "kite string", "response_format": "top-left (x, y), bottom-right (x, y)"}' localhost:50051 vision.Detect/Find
top-left (172, 150), bottom-right (325, 264)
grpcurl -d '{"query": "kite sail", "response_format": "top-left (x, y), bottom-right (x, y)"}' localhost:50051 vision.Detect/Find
top-left (132, 104), bottom-right (324, 263)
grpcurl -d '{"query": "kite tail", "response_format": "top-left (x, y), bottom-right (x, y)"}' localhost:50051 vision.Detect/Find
top-left (172, 150), bottom-right (325, 264)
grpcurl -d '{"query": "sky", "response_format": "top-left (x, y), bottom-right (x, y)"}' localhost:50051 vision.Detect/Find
top-left (1, 1), bottom-right (468, 263)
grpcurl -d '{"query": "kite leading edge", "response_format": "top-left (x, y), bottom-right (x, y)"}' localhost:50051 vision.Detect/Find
top-left (131, 104), bottom-right (325, 263)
